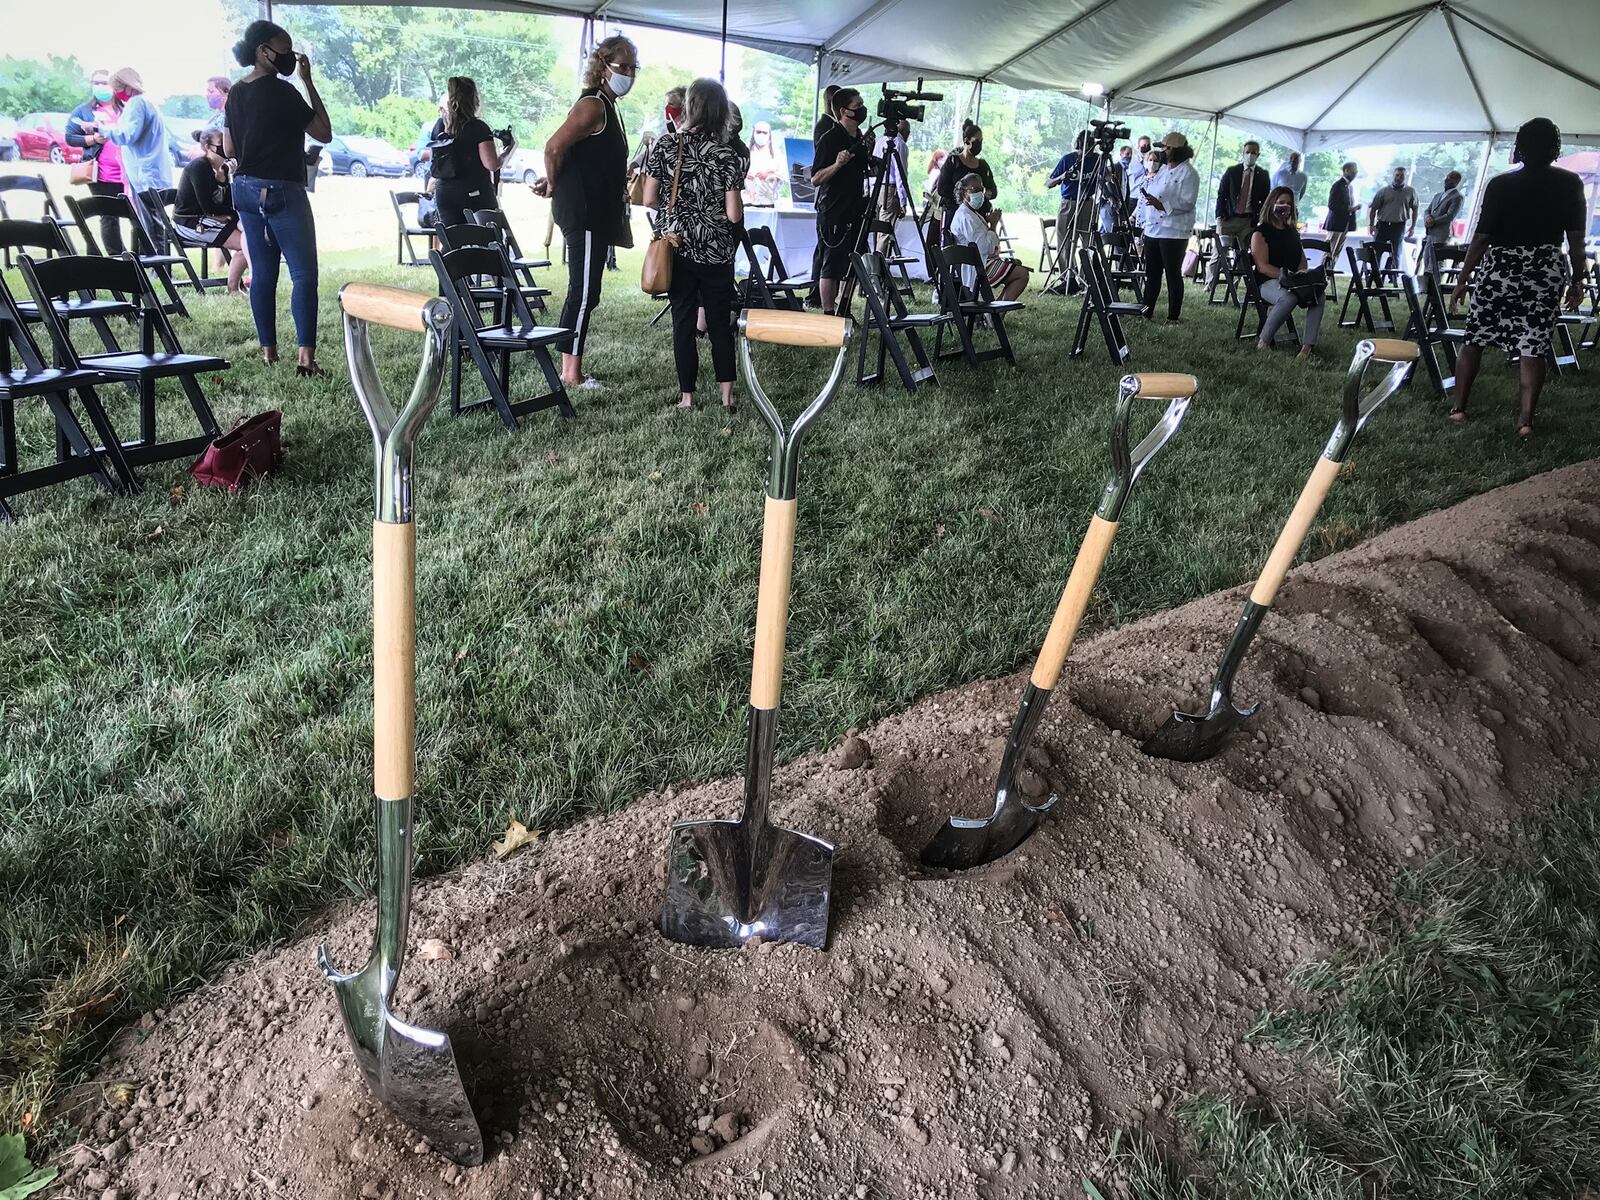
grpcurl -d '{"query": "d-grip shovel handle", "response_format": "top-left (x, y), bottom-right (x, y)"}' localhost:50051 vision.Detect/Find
top-left (1251, 339), bottom-right (1419, 608)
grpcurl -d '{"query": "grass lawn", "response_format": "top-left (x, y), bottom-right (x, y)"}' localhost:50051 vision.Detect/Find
top-left (2, 170), bottom-right (1598, 1137)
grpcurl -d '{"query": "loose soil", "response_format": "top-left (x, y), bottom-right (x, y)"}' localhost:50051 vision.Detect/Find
top-left (58, 462), bottom-right (1600, 1200)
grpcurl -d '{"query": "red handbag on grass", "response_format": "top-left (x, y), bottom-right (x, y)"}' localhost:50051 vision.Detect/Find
top-left (190, 411), bottom-right (284, 493)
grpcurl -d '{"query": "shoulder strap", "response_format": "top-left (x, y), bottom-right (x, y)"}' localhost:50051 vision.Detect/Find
top-left (667, 135), bottom-right (685, 214)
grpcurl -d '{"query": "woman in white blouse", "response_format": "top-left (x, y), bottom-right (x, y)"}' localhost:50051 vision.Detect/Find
top-left (948, 172), bottom-right (1031, 300)
top-left (1136, 132), bottom-right (1200, 324)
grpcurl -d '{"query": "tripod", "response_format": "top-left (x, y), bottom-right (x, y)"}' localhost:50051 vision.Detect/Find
top-left (1057, 141), bottom-right (1117, 295)
top-left (835, 126), bottom-right (929, 317)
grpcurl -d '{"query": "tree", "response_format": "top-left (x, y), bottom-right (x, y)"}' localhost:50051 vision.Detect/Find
top-left (163, 94), bottom-right (211, 120)
top-left (0, 55), bottom-right (87, 116)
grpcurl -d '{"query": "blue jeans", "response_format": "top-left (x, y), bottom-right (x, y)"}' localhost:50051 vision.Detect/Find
top-left (232, 175), bottom-right (318, 350)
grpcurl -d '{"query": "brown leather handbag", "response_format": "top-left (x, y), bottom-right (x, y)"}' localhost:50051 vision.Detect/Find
top-left (640, 137), bottom-right (683, 296)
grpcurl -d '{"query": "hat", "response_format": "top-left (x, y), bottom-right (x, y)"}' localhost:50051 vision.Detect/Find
top-left (1160, 132), bottom-right (1188, 150)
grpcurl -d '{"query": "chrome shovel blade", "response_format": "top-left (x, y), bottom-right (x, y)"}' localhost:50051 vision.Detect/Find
top-left (320, 952), bottom-right (485, 1167)
top-left (1140, 701), bottom-right (1258, 763)
top-left (661, 817), bottom-right (834, 949)
top-left (919, 790), bottom-right (1057, 871)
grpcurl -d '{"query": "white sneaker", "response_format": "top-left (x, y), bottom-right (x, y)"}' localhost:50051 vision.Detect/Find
top-left (569, 376), bottom-right (604, 392)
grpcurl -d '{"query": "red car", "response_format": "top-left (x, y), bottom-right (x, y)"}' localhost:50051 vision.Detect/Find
top-left (16, 113), bottom-right (85, 164)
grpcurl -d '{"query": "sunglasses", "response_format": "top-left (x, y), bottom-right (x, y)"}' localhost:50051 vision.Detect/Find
top-left (606, 61), bottom-right (638, 76)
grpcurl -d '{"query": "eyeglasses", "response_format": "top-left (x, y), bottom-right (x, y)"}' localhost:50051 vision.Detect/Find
top-left (607, 61), bottom-right (638, 76)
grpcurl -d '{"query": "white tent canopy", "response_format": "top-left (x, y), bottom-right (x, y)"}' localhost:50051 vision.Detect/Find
top-left (282, 0), bottom-right (1600, 148)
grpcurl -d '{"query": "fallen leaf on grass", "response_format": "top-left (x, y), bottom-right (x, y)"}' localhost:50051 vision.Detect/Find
top-left (647, 470), bottom-right (663, 481)
top-left (454, 646), bottom-right (470, 663)
top-left (690, 502), bottom-right (708, 516)
top-left (492, 818), bottom-right (542, 860)
top-left (933, 523), bottom-right (946, 540)
top-left (268, 829), bottom-right (294, 851)
top-left (542, 450), bottom-right (561, 464)
top-left (628, 651), bottom-right (653, 674)
top-left (146, 526), bottom-right (164, 542)
top-left (979, 508), bottom-right (1002, 525)
top-left (168, 485), bottom-right (187, 507)
top-left (416, 938), bottom-right (454, 962)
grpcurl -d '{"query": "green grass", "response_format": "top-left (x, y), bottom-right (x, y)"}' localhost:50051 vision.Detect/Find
top-left (1, 206), bottom-right (1597, 1141)
top-left (1084, 784), bottom-right (1600, 1200)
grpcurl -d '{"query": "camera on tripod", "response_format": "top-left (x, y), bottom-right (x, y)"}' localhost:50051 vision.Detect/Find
top-left (1087, 117), bottom-right (1131, 153)
top-left (877, 80), bottom-right (943, 126)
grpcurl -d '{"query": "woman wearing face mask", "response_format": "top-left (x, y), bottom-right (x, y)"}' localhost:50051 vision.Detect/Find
top-left (745, 121), bottom-right (782, 205)
top-left (204, 76), bottom-right (232, 132)
top-left (1248, 186), bottom-right (1322, 359)
top-left (948, 172), bottom-right (1030, 301)
top-left (224, 20), bottom-right (333, 374)
top-left (1137, 133), bottom-right (1198, 324)
top-left (175, 129), bottom-right (248, 294)
top-left (532, 34), bottom-right (637, 392)
top-left (426, 76), bottom-right (514, 229)
top-left (935, 121), bottom-right (998, 239)
top-left (65, 70), bottom-right (127, 254)
top-left (78, 68), bottom-right (173, 214)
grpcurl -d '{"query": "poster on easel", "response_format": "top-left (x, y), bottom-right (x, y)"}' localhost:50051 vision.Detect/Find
top-left (785, 136), bottom-right (816, 209)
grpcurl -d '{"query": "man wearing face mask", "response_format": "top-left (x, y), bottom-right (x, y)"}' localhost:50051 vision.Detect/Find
top-left (204, 76), bottom-right (232, 133)
top-left (1368, 166), bottom-right (1418, 273)
top-left (809, 87), bottom-right (872, 315)
top-left (1271, 151), bottom-right (1307, 205)
top-left (1322, 161), bottom-right (1360, 262)
top-left (1210, 140), bottom-right (1271, 288)
top-left (65, 70), bottom-right (126, 253)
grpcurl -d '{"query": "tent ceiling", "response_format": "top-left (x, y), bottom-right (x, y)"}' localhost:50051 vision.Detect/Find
top-left (280, 0), bottom-right (1600, 145)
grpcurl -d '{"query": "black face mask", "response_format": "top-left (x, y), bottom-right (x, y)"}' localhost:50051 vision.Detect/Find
top-left (272, 47), bottom-right (296, 77)
top-left (843, 105), bottom-right (866, 122)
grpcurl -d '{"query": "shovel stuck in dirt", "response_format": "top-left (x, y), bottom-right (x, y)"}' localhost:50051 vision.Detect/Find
top-left (1141, 338), bottom-right (1420, 764)
top-left (661, 309), bottom-right (854, 950)
top-left (318, 284), bottom-right (484, 1167)
top-left (920, 373), bottom-right (1199, 871)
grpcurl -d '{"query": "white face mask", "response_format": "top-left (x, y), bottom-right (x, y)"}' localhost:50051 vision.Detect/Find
top-left (965, 193), bottom-right (984, 210)
top-left (1242, 152), bottom-right (1258, 167)
top-left (607, 67), bottom-right (634, 97)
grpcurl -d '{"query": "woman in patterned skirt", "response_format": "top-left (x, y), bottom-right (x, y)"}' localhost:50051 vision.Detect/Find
top-left (1448, 117), bottom-right (1588, 437)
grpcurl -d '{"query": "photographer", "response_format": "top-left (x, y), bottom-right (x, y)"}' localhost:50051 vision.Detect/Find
top-left (427, 76), bottom-right (513, 228)
top-left (809, 86), bottom-right (872, 316)
top-left (1046, 130), bottom-right (1102, 291)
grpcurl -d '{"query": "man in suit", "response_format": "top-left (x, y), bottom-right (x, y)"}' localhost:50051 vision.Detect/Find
top-left (1209, 139), bottom-right (1272, 287)
top-left (1420, 169), bottom-right (1464, 277)
top-left (1323, 161), bottom-right (1360, 261)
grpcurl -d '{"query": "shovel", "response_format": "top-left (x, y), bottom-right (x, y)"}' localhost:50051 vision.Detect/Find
top-left (920, 372), bottom-right (1199, 871)
top-left (661, 309), bottom-right (854, 950)
top-left (1141, 338), bottom-right (1419, 764)
top-left (318, 283), bottom-right (484, 1168)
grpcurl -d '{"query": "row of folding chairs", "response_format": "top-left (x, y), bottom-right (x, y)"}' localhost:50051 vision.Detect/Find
top-left (1, 238), bottom-right (228, 521)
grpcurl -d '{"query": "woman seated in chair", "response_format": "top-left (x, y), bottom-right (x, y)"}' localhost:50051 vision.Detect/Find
top-left (175, 128), bottom-right (248, 294)
top-left (949, 172), bottom-right (1029, 301)
top-left (1249, 185), bottom-right (1323, 360)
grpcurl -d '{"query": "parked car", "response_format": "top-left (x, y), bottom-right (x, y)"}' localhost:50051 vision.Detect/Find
top-left (0, 117), bottom-right (19, 162)
top-left (15, 113), bottom-right (84, 164)
top-left (407, 119), bottom-right (436, 179)
top-left (165, 117), bottom-right (206, 166)
top-left (318, 135), bottom-right (409, 178)
top-left (501, 147), bottom-right (541, 186)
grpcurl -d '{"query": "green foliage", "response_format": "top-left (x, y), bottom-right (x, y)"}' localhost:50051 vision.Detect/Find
top-left (0, 1135), bottom-right (55, 1200)
top-left (0, 55), bottom-right (86, 117)
top-left (1085, 785), bottom-right (1600, 1198)
top-left (162, 94), bottom-right (211, 121)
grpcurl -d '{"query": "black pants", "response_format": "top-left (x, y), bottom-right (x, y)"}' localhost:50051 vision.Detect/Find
top-left (668, 253), bottom-right (735, 393)
top-left (87, 180), bottom-right (125, 254)
top-left (1143, 236), bottom-right (1187, 320)
top-left (1374, 221), bottom-right (1405, 271)
top-left (558, 226), bottom-right (608, 357)
top-left (433, 180), bottom-right (496, 230)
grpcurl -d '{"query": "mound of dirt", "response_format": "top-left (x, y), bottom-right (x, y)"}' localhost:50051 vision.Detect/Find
top-left (61, 463), bottom-right (1600, 1200)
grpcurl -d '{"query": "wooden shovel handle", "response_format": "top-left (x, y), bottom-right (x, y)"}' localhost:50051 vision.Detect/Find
top-left (743, 309), bottom-right (849, 348)
top-left (341, 283), bottom-right (437, 334)
top-left (1250, 456), bottom-right (1341, 607)
top-left (373, 520), bottom-right (416, 801)
top-left (749, 496), bottom-right (797, 710)
top-left (1130, 373), bottom-right (1199, 399)
top-left (1030, 516), bottom-right (1119, 690)
top-left (1365, 338), bottom-right (1419, 363)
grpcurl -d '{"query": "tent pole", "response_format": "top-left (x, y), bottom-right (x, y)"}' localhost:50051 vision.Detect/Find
top-left (1206, 114), bottom-right (1220, 202)
top-left (1464, 133), bottom-right (1495, 236)
top-left (812, 54), bottom-right (821, 128)
top-left (974, 80), bottom-right (984, 125)
top-left (720, 0), bottom-right (729, 83)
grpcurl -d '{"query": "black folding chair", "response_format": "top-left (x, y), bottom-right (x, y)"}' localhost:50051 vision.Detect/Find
top-left (1104, 230), bottom-right (1144, 304)
top-left (1037, 217), bottom-right (1058, 277)
top-left (1070, 245), bottom-right (1141, 365)
top-left (1208, 234), bottom-right (1248, 306)
top-left (0, 174), bottom-right (76, 266)
top-left (392, 190), bottom-right (433, 267)
top-left (19, 252), bottom-right (226, 469)
top-left (1189, 227), bottom-right (1217, 282)
top-left (1339, 243), bottom-right (1400, 333)
top-left (1301, 235), bottom-right (1338, 303)
top-left (0, 270), bottom-right (135, 521)
top-left (436, 222), bottom-right (551, 313)
top-left (429, 244), bottom-right (573, 430)
top-left (467, 209), bottom-right (553, 312)
top-left (1401, 273), bottom-right (1462, 397)
top-left (739, 225), bottom-right (813, 311)
top-left (139, 188), bottom-right (236, 293)
top-left (66, 193), bottom-right (190, 318)
top-left (1236, 267), bottom-right (1299, 347)
top-left (850, 251), bottom-right (948, 392)
top-left (929, 241), bottom-right (1021, 368)
top-left (868, 216), bottom-right (919, 300)
top-left (0, 219), bottom-right (132, 352)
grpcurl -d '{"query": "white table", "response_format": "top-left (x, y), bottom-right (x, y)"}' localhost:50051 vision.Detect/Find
top-left (743, 206), bottom-right (931, 280)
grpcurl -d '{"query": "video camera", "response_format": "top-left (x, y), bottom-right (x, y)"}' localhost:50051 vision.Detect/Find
top-left (877, 80), bottom-right (943, 126)
top-left (1087, 117), bottom-right (1131, 153)
top-left (492, 126), bottom-right (514, 144)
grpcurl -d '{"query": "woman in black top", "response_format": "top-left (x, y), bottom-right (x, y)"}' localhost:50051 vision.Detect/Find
top-left (643, 77), bottom-right (745, 411)
top-left (175, 128), bottom-right (248, 294)
top-left (535, 34), bottom-right (636, 391)
top-left (1248, 186), bottom-right (1322, 359)
top-left (224, 19), bottom-right (332, 374)
top-left (426, 76), bottom-right (514, 229)
top-left (936, 122), bottom-right (998, 236)
top-left (1448, 117), bottom-right (1589, 437)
